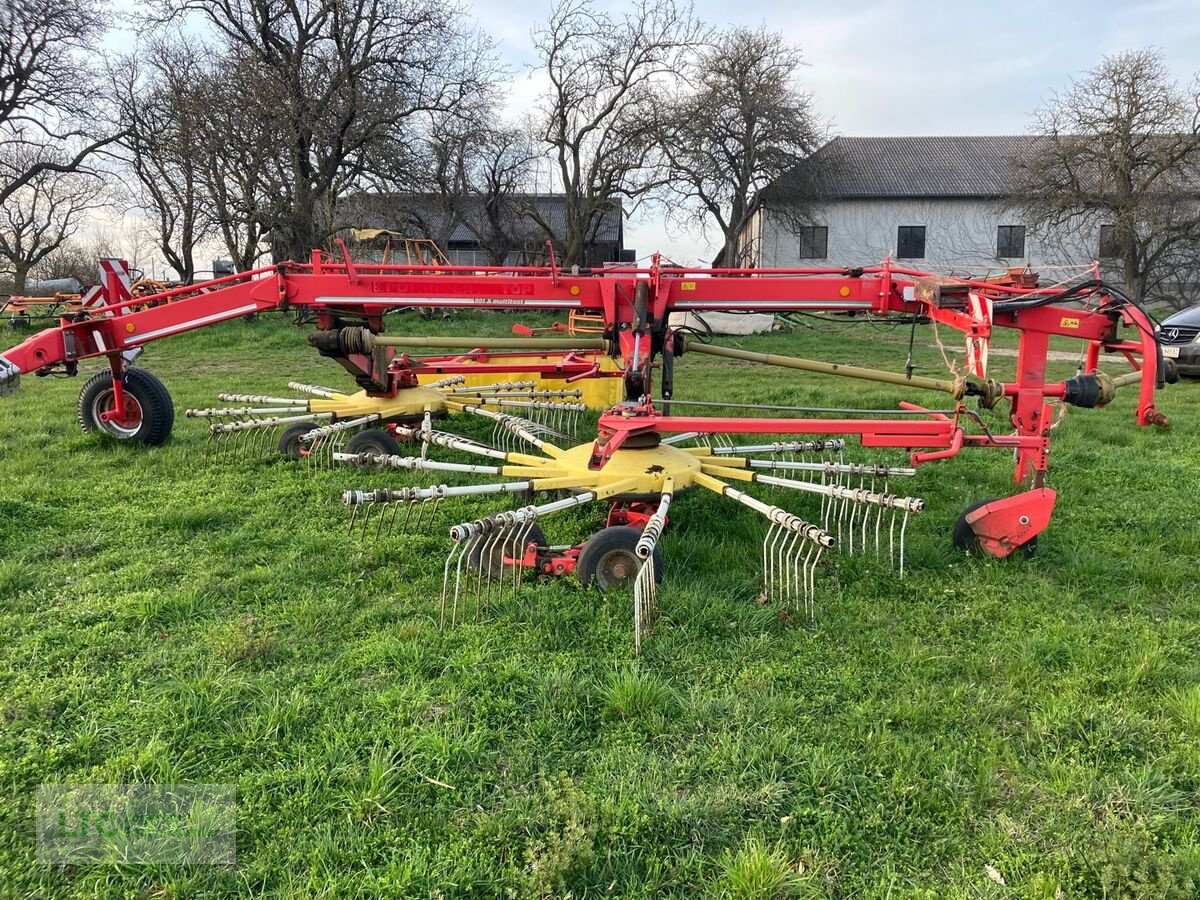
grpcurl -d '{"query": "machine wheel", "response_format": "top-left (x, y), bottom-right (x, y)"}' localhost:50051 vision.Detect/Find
top-left (77, 368), bottom-right (174, 445)
top-left (278, 422), bottom-right (314, 457)
top-left (577, 525), bottom-right (663, 591)
top-left (346, 428), bottom-right (402, 457)
top-left (468, 523), bottom-right (546, 577)
top-left (952, 498), bottom-right (1038, 559)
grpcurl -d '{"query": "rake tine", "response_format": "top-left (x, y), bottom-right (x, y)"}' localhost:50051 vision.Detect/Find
top-left (762, 521), bottom-right (774, 600)
top-left (478, 529), bottom-right (500, 620)
top-left (375, 498), bottom-right (389, 540)
top-left (441, 538), bottom-right (468, 629)
top-left (460, 533), bottom-right (481, 626)
top-left (471, 528), bottom-right (488, 621)
top-left (781, 529), bottom-right (796, 608)
top-left (804, 544), bottom-right (820, 619)
top-left (510, 520), bottom-right (531, 600)
top-left (899, 510), bottom-right (911, 578)
top-left (634, 557), bottom-right (656, 654)
top-left (780, 527), bottom-right (796, 605)
top-left (792, 530), bottom-right (805, 609)
top-left (771, 521), bottom-right (786, 604)
top-left (360, 503), bottom-right (375, 539)
top-left (387, 501), bottom-right (401, 537)
top-left (489, 525), bottom-right (510, 612)
top-left (861, 488), bottom-right (872, 551)
top-left (768, 521), bottom-right (780, 603)
top-left (874, 505), bottom-right (884, 557)
top-left (889, 507), bottom-right (897, 567)
top-left (451, 534), bottom-right (477, 629)
top-left (403, 500), bottom-right (417, 531)
top-left (520, 517), bottom-right (538, 597)
top-left (846, 494), bottom-right (857, 555)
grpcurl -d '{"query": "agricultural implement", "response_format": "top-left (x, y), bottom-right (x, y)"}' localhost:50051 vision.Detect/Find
top-left (0, 248), bottom-right (1172, 645)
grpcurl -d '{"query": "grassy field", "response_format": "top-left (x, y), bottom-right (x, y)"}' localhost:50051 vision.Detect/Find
top-left (2, 310), bottom-right (1200, 898)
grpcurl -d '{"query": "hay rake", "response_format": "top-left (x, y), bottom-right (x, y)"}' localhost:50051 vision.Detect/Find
top-left (0, 247), bottom-right (1175, 648)
top-left (334, 404), bottom-right (927, 649)
top-left (184, 366), bottom-right (591, 465)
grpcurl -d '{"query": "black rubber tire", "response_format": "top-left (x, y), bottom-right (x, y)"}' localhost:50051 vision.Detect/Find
top-left (953, 498), bottom-right (1038, 559)
top-left (278, 422), bottom-right (314, 457)
top-left (576, 525), bottom-right (664, 591)
top-left (468, 523), bottom-right (547, 578)
top-left (77, 368), bottom-right (174, 445)
top-left (345, 428), bottom-right (402, 457)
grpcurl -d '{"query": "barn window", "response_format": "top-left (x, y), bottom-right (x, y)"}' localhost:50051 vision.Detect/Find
top-left (1098, 225), bottom-right (1120, 259)
top-left (996, 225), bottom-right (1025, 258)
top-left (797, 226), bottom-right (828, 259)
top-left (896, 226), bottom-right (925, 259)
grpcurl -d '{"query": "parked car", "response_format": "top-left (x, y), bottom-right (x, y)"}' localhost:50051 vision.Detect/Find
top-left (1158, 305), bottom-right (1200, 376)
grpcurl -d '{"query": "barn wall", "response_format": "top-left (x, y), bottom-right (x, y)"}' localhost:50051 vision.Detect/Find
top-left (758, 199), bottom-right (1100, 275)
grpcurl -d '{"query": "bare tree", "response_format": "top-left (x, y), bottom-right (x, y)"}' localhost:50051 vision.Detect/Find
top-left (112, 41), bottom-right (216, 282)
top-left (532, 0), bottom-right (703, 267)
top-left (419, 109), bottom-right (539, 264)
top-left (658, 27), bottom-right (823, 267)
top-left (0, 0), bottom-right (118, 206)
top-left (0, 145), bottom-right (103, 292)
top-left (152, 0), bottom-right (498, 262)
top-left (195, 51), bottom-right (275, 271)
top-left (462, 127), bottom-right (539, 264)
top-left (1011, 49), bottom-right (1200, 304)
top-left (33, 234), bottom-right (119, 287)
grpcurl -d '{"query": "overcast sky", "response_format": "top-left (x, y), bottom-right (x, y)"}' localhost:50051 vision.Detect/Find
top-left (109, 0), bottom-right (1200, 268)
top-left (501, 0), bottom-right (1200, 263)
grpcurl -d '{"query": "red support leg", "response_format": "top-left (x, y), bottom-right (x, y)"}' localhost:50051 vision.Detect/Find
top-left (1010, 330), bottom-right (1052, 486)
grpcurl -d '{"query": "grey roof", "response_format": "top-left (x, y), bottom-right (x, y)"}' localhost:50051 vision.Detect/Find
top-left (781, 135), bottom-right (1039, 200)
top-left (341, 193), bottom-right (624, 245)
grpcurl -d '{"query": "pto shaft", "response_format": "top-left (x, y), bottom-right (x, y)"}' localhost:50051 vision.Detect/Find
top-left (680, 337), bottom-right (968, 398)
top-left (308, 327), bottom-right (607, 355)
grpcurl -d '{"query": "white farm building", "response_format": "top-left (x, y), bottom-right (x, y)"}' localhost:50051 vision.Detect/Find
top-left (737, 135), bottom-right (1115, 276)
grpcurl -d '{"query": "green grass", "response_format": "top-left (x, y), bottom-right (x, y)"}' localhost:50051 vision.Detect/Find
top-left (1, 310), bottom-right (1200, 897)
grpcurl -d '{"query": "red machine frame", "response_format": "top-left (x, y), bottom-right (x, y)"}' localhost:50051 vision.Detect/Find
top-left (0, 248), bottom-right (1169, 555)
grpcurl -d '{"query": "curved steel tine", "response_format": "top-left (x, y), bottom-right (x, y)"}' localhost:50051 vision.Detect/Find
top-left (889, 507), bottom-right (897, 567)
top-left (375, 498), bottom-right (389, 540)
top-left (480, 529), bottom-right (503, 617)
top-left (511, 520), bottom-right (535, 598)
top-left (899, 509), bottom-right (911, 578)
top-left (772, 521), bottom-right (787, 604)
top-left (807, 545), bottom-right (822, 619)
top-left (762, 521), bottom-right (775, 599)
top-left (846, 494), bottom-right (857, 554)
top-left (785, 530), bottom-right (801, 608)
top-left (634, 557), bottom-right (655, 654)
top-left (451, 535), bottom-right (477, 629)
